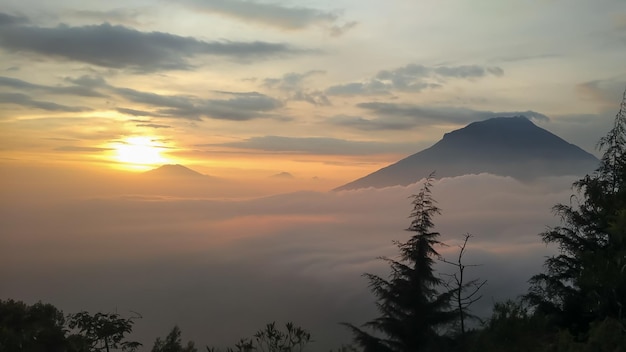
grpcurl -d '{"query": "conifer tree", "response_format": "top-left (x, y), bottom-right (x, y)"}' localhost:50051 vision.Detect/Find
top-left (527, 89), bottom-right (626, 333)
top-left (343, 174), bottom-right (454, 352)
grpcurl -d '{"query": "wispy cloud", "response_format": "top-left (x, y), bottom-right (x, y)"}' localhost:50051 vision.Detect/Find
top-left (325, 63), bottom-right (503, 96)
top-left (0, 73), bottom-right (287, 122)
top-left (183, 0), bottom-right (357, 36)
top-left (263, 70), bottom-right (325, 91)
top-left (0, 14), bottom-right (305, 72)
top-left (576, 77), bottom-right (626, 107)
top-left (54, 146), bottom-right (112, 152)
top-left (262, 70), bottom-right (330, 106)
top-left (67, 8), bottom-right (150, 26)
top-left (328, 104), bottom-right (549, 131)
top-left (213, 135), bottom-right (417, 155)
top-left (0, 75), bottom-right (107, 97)
top-left (0, 92), bottom-right (92, 112)
top-left (113, 88), bottom-right (284, 121)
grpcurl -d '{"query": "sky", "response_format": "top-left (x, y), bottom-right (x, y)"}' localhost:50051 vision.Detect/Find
top-left (1, 0), bottom-right (626, 349)
top-left (0, 0), bottom-right (624, 185)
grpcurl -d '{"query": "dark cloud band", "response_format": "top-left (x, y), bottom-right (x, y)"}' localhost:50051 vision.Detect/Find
top-left (0, 15), bottom-right (303, 72)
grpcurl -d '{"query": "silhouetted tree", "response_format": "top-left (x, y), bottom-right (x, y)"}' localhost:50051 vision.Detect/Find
top-left (68, 311), bottom-right (142, 352)
top-left (207, 322), bottom-right (311, 352)
top-left (467, 299), bottom-right (552, 352)
top-left (152, 326), bottom-right (197, 352)
top-left (527, 88), bottom-right (626, 334)
top-left (343, 174), bottom-right (455, 352)
top-left (0, 299), bottom-right (69, 352)
top-left (440, 234), bottom-right (486, 336)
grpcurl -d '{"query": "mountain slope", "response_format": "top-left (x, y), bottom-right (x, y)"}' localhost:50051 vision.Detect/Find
top-left (144, 164), bottom-right (209, 178)
top-left (334, 117), bottom-right (599, 191)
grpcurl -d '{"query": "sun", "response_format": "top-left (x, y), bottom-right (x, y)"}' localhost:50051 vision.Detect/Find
top-left (113, 136), bottom-right (168, 170)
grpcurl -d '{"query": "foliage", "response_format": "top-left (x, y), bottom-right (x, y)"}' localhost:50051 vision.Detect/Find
top-left (0, 299), bottom-right (69, 352)
top-left (207, 322), bottom-right (311, 352)
top-left (152, 326), bottom-right (197, 352)
top-left (467, 300), bottom-right (552, 352)
top-left (550, 317), bottom-right (626, 352)
top-left (67, 311), bottom-right (142, 352)
top-left (343, 174), bottom-right (455, 352)
top-left (527, 89), bottom-right (626, 335)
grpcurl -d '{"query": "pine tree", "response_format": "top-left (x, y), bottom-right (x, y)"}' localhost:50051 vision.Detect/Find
top-left (343, 174), bottom-right (454, 352)
top-left (527, 89), bottom-right (626, 333)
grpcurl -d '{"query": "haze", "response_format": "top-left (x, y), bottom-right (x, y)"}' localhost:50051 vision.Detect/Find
top-left (1, 0), bottom-right (625, 350)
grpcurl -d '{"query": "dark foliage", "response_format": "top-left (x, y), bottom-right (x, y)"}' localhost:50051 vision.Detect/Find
top-left (343, 174), bottom-right (455, 352)
top-left (67, 311), bottom-right (142, 352)
top-left (152, 326), bottom-right (197, 352)
top-left (527, 89), bottom-right (626, 336)
top-left (207, 322), bottom-right (311, 352)
top-left (0, 299), bottom-right (69, 352)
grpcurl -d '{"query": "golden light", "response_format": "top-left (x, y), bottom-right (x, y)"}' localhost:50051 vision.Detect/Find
top-left (112, 136), bottom-right (169, 171)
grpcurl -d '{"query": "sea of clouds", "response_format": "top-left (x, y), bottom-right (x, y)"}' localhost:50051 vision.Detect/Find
top-left (0, 172), bottom-right (581, 349)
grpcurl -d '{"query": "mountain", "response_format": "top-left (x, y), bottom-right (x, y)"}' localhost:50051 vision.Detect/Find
top-left (334, 116), bottom-right (599, 191)
top-left (144, 164), bottom-right (208, 178)
top-left (271, 172), bottom-right (295, 179)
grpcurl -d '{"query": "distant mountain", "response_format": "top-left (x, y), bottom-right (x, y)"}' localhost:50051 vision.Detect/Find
top-left (334, 116), bottom-right (599, 191)
top-left (144, 164), bottom-right (208, 178)
top-left (271, 172), bottom-right (295, 179)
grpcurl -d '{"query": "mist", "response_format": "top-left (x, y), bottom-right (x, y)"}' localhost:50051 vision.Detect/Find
top-left (0, 166), bottom-right (579, 349)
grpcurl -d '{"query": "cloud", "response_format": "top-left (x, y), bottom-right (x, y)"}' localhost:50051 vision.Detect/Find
top-left (184, 0), bottom-right (357, 35)
top-left (0, 12), bottom-right (28, 26)
top-left (64, 75), bottom-right (108, 88)
top-left (0, 73), bottom-right (284, 121)
top-left (116, 107), bottom-right (155, 117)
top-left (103, 76), bottom-right (284, 121)
top-left (0, 16), bottom-right (303, 72)
top-left (0, 92), bottom-right (92, 112)
top-left (432, 65), bottom-right (504, 78)
top-left (135, 123), bottom-right (171, 129)
top-left (329, 21), bottom-right (358, 37)
top-left (325, 80), bottom-right (395, 96)
top-left (54, 146), bottom-right (112, 152)
top-left (0, 170), bottom-right (579, 350)
top-left (68, 8), bottom-right (148, 26)
top-left (614, 13), bottom-right (626, 31)
top-left (262, 70), bottom-right (330, 106)
top-left (0, 75), bottom-right (107, 97)
top-left (491, 53), bottom-right (560, 63)
top-left (576, 78), bottom-right (626, 106)
top-left (215, 135), bottom-right (418, 155)
top-left (325, 63), bottom-right (503, 96)
top-left (263, 70), bottom-right (325, 91)
top-left (290, 90), bottom-right (331, 106)
top-left (332, 103), bottom-right (550, 130)
top-left (327, 114), bottom-right (417, 131)
top-left (112, 89), bottom-right (284, 121)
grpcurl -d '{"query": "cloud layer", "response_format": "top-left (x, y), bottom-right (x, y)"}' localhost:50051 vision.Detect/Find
top-left (0, 169), bottom-right (578, 350)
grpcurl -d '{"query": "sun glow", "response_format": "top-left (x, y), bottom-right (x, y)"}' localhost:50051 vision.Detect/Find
top-left (113, 136), bottom-right (169, 171)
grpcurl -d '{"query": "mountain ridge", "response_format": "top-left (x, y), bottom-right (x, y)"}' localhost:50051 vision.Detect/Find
top-left (334, 116), bottom-right (599, 191)
top-left (144, 164), bottom-right (209, 178)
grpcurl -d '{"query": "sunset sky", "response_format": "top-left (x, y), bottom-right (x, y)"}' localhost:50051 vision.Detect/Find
top-left (1, 0), bottom-right (624, 187)
top-left (1, 1), bottom-right (626, 349)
